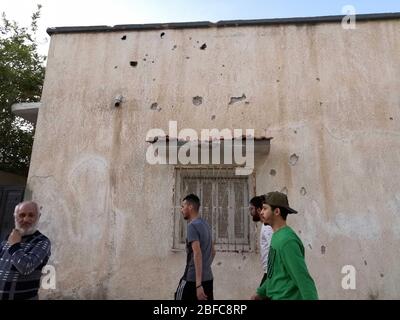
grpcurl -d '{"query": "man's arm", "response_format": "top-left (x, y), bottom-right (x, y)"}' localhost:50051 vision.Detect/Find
top-left (254, 275), bottom-right (269, 299)
top-left (281, 240), bottom-right (318, 300)
top-left (211, 243), bottom-right (216, 262)
top-left (8, 238), bottom-right (51, 276)
top-left (0, 239), bottom-right (7, 255)
top-left (192, 240), bottom-right (207, 300)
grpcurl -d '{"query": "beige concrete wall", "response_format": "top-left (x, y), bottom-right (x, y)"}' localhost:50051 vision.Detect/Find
top-left (30, 19), bottom-right (400, 299)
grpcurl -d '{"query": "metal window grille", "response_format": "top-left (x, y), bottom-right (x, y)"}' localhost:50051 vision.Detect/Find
top-left (173, 167), bottom-right (256, 252)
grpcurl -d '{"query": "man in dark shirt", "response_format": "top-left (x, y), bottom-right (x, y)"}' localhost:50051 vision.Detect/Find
top-left (0, 201), bottom-right (51, 300)
top-left (175, 194), bottom-right (215, 301)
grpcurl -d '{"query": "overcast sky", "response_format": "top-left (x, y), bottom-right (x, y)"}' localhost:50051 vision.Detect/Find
top-left (1, 0), bottom-right (400, 56)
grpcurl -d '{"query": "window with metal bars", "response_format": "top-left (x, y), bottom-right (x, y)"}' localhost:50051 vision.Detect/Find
top-left (173, 167), bottom-right (256, 252)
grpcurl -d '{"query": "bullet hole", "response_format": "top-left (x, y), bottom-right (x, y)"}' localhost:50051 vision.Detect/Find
top-left (242, 255), bottom-right (246, 260)
top-left (153, 78), bottom-right (156, 81)
top-left (211, 115), bottom-right (216, 120)
top-left (186, 56), bottom-right (190, 59)
top-left (238, 266), bottom-right (241, 270)
top-left (222, 64), bottom-right (225, 67)
top-left (196, 40), bottom-right (199, 43)
top-left (294, 130), bottom-right (297, 134)
top-left (160, 32), bottom-right (165, 38)
top-left (229, 94), bottom-right (247, 105)
top-left (321, 245), bottom-right (326, 255)
top-left (300, 187), bottom-right (307, 196)
top-left (114, 66), bottom-right (118, 69)
top-left (217, 262), bottom-right (222, 266)
top-left (320, 102), bottom-right (323, 106)
top-left (289, 153), bottom-right (299, 166)
top-left (143, 58), bottom-right (146, 61)
top-left (368, 292), bottom-right (379, 300)
top-left (278, 66), bottom-right (281, 70)
top-left (145, 54), bottom-right (148, 57)
top-left (281, 187), bottom-right (288, 195)
top-left (172, 45), bottom-right (177, 50)
top-left (276, 80), bottom-right (280, 83)
top-left (364, 260), bottom-right (368, 266)
top-left (270, 169), bottom-right (277, 176)
top-left (298, 230), bottom-right (302, 234)
top-left (150, 103), bottom-right (161, 111)
top-left (152, 60), bottom-right (155, 64)
top-left (130, 61), bottom-right (138, 67)
top-left (121, 35), bottom-right (126, 40)
top-left (192, 96), bottom-right (203, 106)
top-left (200, 43), bottom-right (207, 50)
top-left (189, 37), bottom-right (192, 40)
top-left (220, 73), bottom-right (223, 76)
top-left (308, 244), bottom-right (312, 250)
top-left (245, 101), bottom-right (250, 105)
top-left (316, 77), bottom-right (320, 81)
top-left (389, 117), bottom-right (393, 120)
top-left (380, 273), bottom-right (384, 278)
top-left (114, 95), bottom-right (123, 108)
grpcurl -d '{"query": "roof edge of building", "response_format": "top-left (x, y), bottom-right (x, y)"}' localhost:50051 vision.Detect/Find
top-left (46, 12), bottom-right (400, 35)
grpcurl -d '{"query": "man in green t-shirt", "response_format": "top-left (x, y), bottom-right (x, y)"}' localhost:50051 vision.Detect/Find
top-left (252, 191), bottom-right (318, 300)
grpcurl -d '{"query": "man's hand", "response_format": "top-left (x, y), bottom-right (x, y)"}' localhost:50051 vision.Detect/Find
top-left (7, 229), bottom-right (22, 246)
top-left (196, 285), bottom-right (208, 300)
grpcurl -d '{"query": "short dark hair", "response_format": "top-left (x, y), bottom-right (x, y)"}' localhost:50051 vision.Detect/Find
top-left (270, 205), bottom-right (289, 221)
top-left (250, 195), bottom-right (265, 209)
top-left (183, 194), bottom-right (200, 212)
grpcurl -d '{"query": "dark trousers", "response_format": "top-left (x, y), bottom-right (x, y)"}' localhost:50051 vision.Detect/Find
top-left (175, 279), bottom-right (214, 301)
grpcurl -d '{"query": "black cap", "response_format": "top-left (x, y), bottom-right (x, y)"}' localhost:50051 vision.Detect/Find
top-left (263, 191), bottom-right (298, 214)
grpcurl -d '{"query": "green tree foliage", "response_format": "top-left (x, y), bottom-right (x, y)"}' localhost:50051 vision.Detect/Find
top-left (0, 5), bottom-right (45, 176)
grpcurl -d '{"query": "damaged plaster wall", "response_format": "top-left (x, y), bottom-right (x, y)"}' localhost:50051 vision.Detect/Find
top-left (29, 18), bottom-right (400, 299)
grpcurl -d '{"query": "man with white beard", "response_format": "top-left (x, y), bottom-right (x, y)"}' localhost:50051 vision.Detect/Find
top-left (0, 201), bottom-right (51, 300)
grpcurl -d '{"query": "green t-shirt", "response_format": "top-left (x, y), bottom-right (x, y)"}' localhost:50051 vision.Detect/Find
top-left (257, 226), bottom-right (318, 300)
